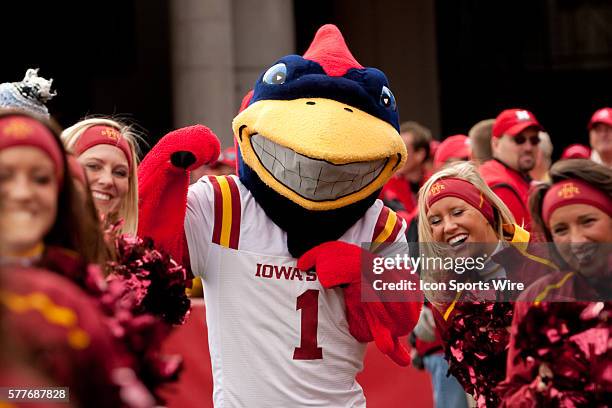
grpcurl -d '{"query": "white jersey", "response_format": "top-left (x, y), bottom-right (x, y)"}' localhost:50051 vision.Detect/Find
top-left (185, 175), bottom-right (407, 408)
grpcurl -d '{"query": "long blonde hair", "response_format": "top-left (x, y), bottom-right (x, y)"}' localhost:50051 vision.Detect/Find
top-left (417, 162), bottom-right (516, 304)
top-left (61, 117), bottom-right (141, 235)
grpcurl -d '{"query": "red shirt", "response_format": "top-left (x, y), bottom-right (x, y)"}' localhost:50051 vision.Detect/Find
top-left (479, 159), bottom-right (533, 231)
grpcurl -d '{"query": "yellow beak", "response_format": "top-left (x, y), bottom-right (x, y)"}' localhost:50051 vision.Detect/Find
top-left (232, 98), bottom-right (407, 211)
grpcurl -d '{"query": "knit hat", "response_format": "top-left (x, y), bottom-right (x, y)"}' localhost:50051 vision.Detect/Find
top-left (0, 69), bottom-right (56, 117)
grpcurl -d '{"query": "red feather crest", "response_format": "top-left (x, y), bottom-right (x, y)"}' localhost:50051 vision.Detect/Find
top-left (302, 24), bottom-right (363, 77)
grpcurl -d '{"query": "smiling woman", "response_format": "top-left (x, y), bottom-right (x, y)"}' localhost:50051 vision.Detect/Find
top-left (0, 109), bottom-right (161, 407)
top-left (0, 145), bottom-right (58, 257)
top-left (0, 109), bottom-right (105, 264)
top-left (498, 160), bottom-right (612, 406)
top-left (416, 161), bottom-right (559, 406)
top-left (529, 159), bottom-right (612, 275)
top-left (62, 117), bottom-right (141, 235)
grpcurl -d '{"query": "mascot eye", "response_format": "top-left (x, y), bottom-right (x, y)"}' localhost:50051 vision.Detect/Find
top-left (262, 63), bottom-right (287, 85)
top-left (380, 86), bottom-right (396, 111)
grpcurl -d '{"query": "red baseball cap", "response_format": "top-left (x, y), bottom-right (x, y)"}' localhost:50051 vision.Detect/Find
top-left (561, 144), bottom-right (591, 160)
top-left (492, 108), bottom-right (542, 138)
top-left (433, 134), bottom-right (471, 170)
top-left (210, 146), bottom-right (237, 168)
top-left (588, 107), bottom-right (612, 130)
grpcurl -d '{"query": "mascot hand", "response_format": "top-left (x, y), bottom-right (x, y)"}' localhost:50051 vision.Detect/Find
top-left (138, 125), bottom-right (220, 266)
top-left (139, 124), bottom-right (220, 179)
top-left (298, 241), bottom-right (422, 366)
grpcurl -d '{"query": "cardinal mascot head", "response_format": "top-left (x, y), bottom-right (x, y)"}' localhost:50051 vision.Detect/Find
top-left (232, 24), bottom-right (406, 256)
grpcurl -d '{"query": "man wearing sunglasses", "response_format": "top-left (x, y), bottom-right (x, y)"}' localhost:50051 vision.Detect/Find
top-left (588, 107), bottom-right (612, 169)
top-left (479, 108), bottom-right (543, 231)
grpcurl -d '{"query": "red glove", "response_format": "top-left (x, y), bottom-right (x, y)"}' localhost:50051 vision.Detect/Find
top-left (138, 125), bottom-right (220, 266)
top-left (298, 241), bottom-right (422, 366)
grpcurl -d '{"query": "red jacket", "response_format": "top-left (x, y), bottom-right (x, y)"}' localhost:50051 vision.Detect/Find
top-left (479, 159), bottom-right (533, 231)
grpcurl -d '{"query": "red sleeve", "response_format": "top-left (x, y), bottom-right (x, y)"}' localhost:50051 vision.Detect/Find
top-left (491, 185), bottom-right (531, 229)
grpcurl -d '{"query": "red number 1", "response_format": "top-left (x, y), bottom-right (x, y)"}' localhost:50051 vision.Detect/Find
top-left (293, 289), bottom-right (323, 360)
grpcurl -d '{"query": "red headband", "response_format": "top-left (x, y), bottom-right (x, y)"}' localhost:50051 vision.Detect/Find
top-left (426, 177), bottom-right (496, 225)
top-left (0, 115), bottom-right (64, 183)
top-left (542, 179), bottom-right (612, 227)
top-left (73, 125), bottom-right (133, 169)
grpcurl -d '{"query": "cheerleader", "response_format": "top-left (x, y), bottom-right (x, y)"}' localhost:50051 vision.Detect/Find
top-left (417, 161), bottom-right (556, 407)
top-left (0, 109), bottom-right (105, 267)
top-left (62, 118), bottom-right (141, 235)
top-left (0, 109), bottom-right (155, 407)
top-left (499, 159), bottom-right (612, 406)
top-left (61, 117), bottom-right (191, 399)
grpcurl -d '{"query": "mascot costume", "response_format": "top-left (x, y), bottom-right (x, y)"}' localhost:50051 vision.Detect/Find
top-left (138, 24), bottom-right (422, 407)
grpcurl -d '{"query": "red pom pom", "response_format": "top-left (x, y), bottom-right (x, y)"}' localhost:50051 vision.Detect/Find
top-left (444, 301), bottom-right (514, 407)
top-left (514, 302), bottom-right (612, 405)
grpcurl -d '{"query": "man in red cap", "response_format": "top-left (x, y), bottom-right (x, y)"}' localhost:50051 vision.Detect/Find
top-left (479, 108), bottom-right (542, 230)
top-left (588, 107), bottom-right (612, 168)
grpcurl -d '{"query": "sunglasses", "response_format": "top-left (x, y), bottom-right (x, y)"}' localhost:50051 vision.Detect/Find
top-left (513, 135), bottom-right (540, 145)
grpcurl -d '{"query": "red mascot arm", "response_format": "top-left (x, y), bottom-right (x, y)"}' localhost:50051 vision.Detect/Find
top-left (298, 241), bottom-right (423, 366)
top-left (138, 125), bottom-right (220, 267)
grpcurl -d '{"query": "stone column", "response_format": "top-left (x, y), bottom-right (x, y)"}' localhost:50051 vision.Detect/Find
top-left (171, 0), bottom-right (236, 145)
top-left (232, 0), bottom-right (295, 110)
top-left (171, 0), bottom-right (294, 147)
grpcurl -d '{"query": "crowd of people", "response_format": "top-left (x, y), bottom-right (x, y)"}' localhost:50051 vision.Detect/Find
top-left (387, 107), bottom-right (611, 407)
top-left (0, 59), bottom-right (610, 408)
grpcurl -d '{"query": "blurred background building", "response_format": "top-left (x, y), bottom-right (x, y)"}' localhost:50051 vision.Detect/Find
top-left (3, 0), bottom-right (611, 157)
